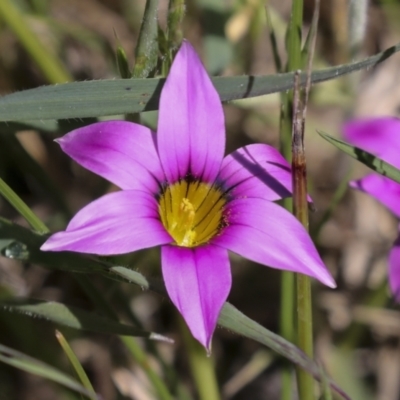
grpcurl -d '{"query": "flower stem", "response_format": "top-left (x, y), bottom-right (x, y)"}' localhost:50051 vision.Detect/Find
top-left (121, 336), bottom-right (174, 400)
top-left (280, 269), bottom-right (295, 400)
top-left (295, 274), bottom-right (314, 400)
top-left (180, 318), bottom-right (221, 400)
top-left (289, 0), bottom-right (322, 397)
top-left (278, 0), bottom-right (304, 398)
top-left (292, 70), bottom-right (313, 400)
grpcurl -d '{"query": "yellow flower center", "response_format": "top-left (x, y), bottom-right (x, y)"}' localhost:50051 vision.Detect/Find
top-left (158, 179), bottom-right (227, 247)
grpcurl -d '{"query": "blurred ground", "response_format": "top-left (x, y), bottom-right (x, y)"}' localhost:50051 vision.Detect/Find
top-left (0, 0), bottom-right (400, 399)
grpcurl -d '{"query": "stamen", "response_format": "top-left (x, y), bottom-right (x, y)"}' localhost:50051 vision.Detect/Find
top-left (158, 179), bottom-right (227, 248)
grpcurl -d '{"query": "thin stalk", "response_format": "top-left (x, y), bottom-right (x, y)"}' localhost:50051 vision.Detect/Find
top-left (278, 0), bottom-right (304, 398)
top-left (292, 2), bottom-right (320, 398)
top-left (121, 336), bottom-right (174, 400)
top-left (0, 0), bottom-right (71, 83)
top-left (132, 0), bottom-right (159, 78)
top-left (279, 265), bottom-right (295, 400)
top-left (109, 282), bottom-right (190, 398)
top-left (1, 133), bottom-right (71, 219)
top-left (286, 0), bottom-right (303, 72)
top-left (115, 41), bottom-right (131, 79)
top-left (55, 330), bottom-right (97, 396)
top-left (130, 0), bottom-right (160, 121)
top-left (76, 276), bottom-right (174, 400)
top-left (0, 176), bottom-right (174, 400)
top-left (0, 176), bottom-right (48, 233)
top-left (167, 0), bottom-right (185, 47)
top-left (292, 71), bottom-right (314, 400)
top-left (265, 5), bottom-right (282, 73)
top-left (179, 319), bottom-right (220, 400)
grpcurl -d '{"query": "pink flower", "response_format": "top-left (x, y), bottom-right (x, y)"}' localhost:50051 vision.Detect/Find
top-left (344, 117), bottom-right (400, 300)
top-left (41, 41), bottom-right (335, 351)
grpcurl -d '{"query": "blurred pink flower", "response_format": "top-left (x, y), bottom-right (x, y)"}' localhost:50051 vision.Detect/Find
top-left (344, 117), bottom-right (400, 300)
top-left (41, 41), bottom-right (335, 351)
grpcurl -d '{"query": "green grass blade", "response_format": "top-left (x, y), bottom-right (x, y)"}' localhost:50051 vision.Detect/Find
top-left (218, 303), bottom-right (349, 400)
top-left (265, 5), bottom-right (282, 72)
top-left (180, 320), bottom-right (220, 400)
top-left (1, 133), bottom-right (71, 218)
top-left (0, 216), bottom-right (109, 273)
top-left (0, 216), bottom-right (347, 397)
top-left (74, 275), bottom-right (175, 400)
top-left (0, 41), bottom-right (399, 122)
top-left (0, 343), bottom-right (98, 399)
top-left (116, 44), bottom-right (131, 79)
top-left (121, 336), bottom-right (174, 400)
top-left (55, 330), bottom-right (96, 395)
top-left (319, 363), bottom-right (333, 400)
top-left (0, 298), bottom-right (172, 340)
top-left (318, 131), bottom-right (400, 184)
top-left (0, 0), bottom-right (71, 83)
top-left (0, 177), bottom-right (48, 233)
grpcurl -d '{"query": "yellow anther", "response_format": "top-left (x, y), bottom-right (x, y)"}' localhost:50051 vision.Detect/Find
top-left (180, 198), bottom-right (195, 227)
top-left (158, 179), bottom-right (226, 248)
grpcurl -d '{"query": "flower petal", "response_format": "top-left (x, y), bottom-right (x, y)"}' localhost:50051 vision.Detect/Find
top-left (218, 144), bottom-right (293, 201)
top-left (389, 231), bottom-right (400, 301)
top-left (213, 198), bottom-right (335, 288)
top-left (57, 121), bottom-right (164, 193)
top-left (161, 244), bottom-right (231, 351)
top-left (157, 41), bottom-right (225, 184)
top-left (41, 190), bottom-right (171, 254)
top-left (350, 174), bottom-right (400, 218)
top-left (343, 117), bottom-right (400, 169)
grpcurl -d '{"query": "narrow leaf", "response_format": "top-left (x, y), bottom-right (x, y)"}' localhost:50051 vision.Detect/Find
top-left (1, 133), bottom-right (70, 217)
top-left (0, 298), bottom-right (172, 341)
top-left (0, 0), bottom-right (71, 83)
top-left (132, 0), bottom-right (159, 78)
top-left (0, 343), bottom-right (98, 399)
top-left (318, 131), bottom-right (400, 184)
top-left (55, 330), bottom-right (96, 394)
top-left (0, 176), bottom-right (48, 233)
top-left (0, 41), bottom-right (399, 122)
top-left (0, 216), bottom-right (347, 396)
top-left (219, 303), bottom-right (349, 400)
top-left (265, 5), bottom-right (282, 72)
top-left (167, 0), bottom-right (185, 46)
top-left (116, 45), bottom-right (131, 79)
top-left (0, 216), bottom-right (106, 273)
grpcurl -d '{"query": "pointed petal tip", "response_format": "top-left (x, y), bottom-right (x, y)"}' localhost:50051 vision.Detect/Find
top-left (158, 38), bottom-right (225, 183)
top-left (193, 332), bottom-right (212, 355)
top-left (324, 275), bottom-right (337, 289)
top-left (40, 239), bottom-right (58, 252)
top-left (315, 266), bottom-right (336, 288)
top-left (161, 245), bottom-right (228, 357)
top-left (40, 232), bottom-right (70, 252)
top-left (349, 180), bottom-right (358, 189)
